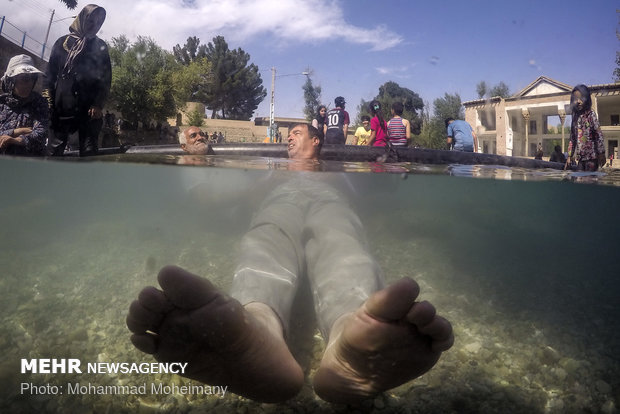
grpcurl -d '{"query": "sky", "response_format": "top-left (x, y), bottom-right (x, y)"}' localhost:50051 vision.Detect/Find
top-left (2, 0), bottom-right (618, 121)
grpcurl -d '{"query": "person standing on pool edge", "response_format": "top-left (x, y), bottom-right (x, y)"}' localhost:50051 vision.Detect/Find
top-left (44, 4), bottom-right (111, 156)
top-left (324, 96), bottom-right (349, 145)
top-left (565, 84), bottom-right (606, 171)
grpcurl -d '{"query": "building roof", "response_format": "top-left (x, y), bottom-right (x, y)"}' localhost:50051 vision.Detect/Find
top-left (513, 76), bottom-right (572, 98)
top-left (464, 76), bottom-right (620, 106)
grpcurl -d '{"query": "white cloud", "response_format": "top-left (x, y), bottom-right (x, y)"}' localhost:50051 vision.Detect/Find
top-left (374, 64), bottom-right (414, 76)
top-left (29, 0), bottom-right (402, 51)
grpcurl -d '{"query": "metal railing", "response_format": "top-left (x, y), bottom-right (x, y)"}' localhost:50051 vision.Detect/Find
top-left (0, 16), bottom-right (50, 61)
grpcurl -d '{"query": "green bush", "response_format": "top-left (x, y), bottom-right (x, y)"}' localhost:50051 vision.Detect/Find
top-left (187, 109), bottom-right (205, 127)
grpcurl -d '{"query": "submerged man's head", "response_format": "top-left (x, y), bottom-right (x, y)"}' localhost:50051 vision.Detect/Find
top-left (287, 123), bottom-right (322, 160)
top-left (179, 126), bottom-right (208, 154)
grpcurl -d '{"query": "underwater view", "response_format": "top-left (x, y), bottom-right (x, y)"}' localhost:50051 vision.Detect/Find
top-left (1, 156), bottom-right (619, 414)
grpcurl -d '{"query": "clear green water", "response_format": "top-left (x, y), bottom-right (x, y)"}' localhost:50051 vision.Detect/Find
top-left (1, 156), bottom-right (619, 413)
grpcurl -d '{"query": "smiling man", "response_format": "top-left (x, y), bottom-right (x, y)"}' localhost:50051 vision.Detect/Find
top-left (179, 126), bottom-right (209, 155)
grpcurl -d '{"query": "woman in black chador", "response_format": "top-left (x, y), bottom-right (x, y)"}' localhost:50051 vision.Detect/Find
top-left (44, 4), bottom-right (111, 156)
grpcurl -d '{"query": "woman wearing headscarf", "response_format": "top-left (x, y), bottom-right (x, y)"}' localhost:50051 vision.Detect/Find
top-left (0, 54), bottom-right (48, 156)
top-left (44, 4), bottom-right (111, 156)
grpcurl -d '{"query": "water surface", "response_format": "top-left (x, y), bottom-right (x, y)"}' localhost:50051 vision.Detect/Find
top-left (1, 155), bottom-right (618, 413)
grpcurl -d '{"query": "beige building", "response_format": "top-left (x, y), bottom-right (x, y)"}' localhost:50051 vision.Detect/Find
top-left (464, 76), bottom-right (620, 159)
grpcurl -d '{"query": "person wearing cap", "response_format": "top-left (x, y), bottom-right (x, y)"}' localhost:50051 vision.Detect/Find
top-left (324, 96), bottom-right (350, 145)
top-left (0, 54), bottom-right (49, 156)
top-left (44, 4), bottom-right (111, 156)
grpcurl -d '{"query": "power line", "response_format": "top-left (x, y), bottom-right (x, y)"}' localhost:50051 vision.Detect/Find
top-left (19, 0), bottom-right (52, 18)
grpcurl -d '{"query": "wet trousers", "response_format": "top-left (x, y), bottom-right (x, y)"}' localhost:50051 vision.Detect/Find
top-left (230, 177), bottom-right (384, 340)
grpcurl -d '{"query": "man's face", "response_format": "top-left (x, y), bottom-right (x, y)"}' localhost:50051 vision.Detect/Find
top-left (287, 125), bottom-right (319, 160)
top-left (182, 127), bottom-right (208, 154)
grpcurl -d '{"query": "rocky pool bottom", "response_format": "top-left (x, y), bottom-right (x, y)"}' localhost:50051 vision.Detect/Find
top-left (0, 157), bottom-right (618, 413)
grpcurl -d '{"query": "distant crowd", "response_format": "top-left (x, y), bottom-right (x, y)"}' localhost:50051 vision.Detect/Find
top-left (0, 4), bottom-right (607, 171)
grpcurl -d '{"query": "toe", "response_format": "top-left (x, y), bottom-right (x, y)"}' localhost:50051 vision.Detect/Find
top-left (138, 286), bottom-right (173, 314)
top-left (158, 265), bottom-right (219, 309)
top-left (417, 316), bottom-right (453, 342)
top-left (406, 300), bottom-right (436, 326)
top-left (365, 277), bottom-right (420, 321)
top-left (127, 300), bottom-right (163, 333)
top-left (130, 333), bottom-right (158, 354)
top-left (432, 332), bottom-right (454, 352)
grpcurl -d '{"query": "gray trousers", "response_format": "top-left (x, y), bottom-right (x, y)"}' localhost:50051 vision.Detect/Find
top-left (231, 177), bottom-right (384, 340)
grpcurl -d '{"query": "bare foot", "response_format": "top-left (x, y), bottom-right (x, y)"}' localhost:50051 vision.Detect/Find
top-left (313, 277), bottom-right (454, 404)
top-left (126, 265), bottom-right (304, 403)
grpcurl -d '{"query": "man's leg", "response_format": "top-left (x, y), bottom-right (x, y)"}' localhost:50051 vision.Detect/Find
top-left (304, 193), bottom-right (384, 339)
top-left (231, 184), bottom-right (308, 335)
top-left (301, 181), bottom-right (454, 404)
top-left (127, 183), bottom-right (310, 402)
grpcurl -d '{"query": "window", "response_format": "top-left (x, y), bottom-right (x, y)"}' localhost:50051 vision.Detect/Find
top-left (529, 120), bottom-right (537, 135)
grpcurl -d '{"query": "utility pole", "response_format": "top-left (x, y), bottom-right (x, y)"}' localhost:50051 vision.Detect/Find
top-left (268, 67), bottom-right (310, 143)
top-left (42, 9), bottom-right (55, 58)
top-left (269, 67), bottom-right (276, 143)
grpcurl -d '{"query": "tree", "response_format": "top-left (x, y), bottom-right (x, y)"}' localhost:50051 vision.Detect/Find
top-left (416, 93), bottom-right (463, 150)
top-left (476, 81), bottom-right (487, 99)
top-left (172, 36), bottom-right (207, 66)
top-left (356, 81), bottom-right (424, 135)
top-left (614, 51), bottom-right (620, 82)
top-left (171, 57), bottom-right (212, 107)
top-left (108, 36), bottom-right (177, 129)
top-left (187, 108), bottom-right (205, 127)
top-left (203, 36), bottom-right (266, 120)
top-left (302, 74), bottom-right (322, 122)
top-left (614, 20), bottom-right (620, 82)
top-left (476, 80), bottom-right (511, 99)
top-left (489, 81), bottom-right (511, 98)
top-left (433, 92), bottom-right (464, 121)
top-left (58, 0), bottom-right (78, 9)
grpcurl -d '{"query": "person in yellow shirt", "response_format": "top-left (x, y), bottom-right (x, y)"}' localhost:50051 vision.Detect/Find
top-left (353, 116), bottom-right (371, 145)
